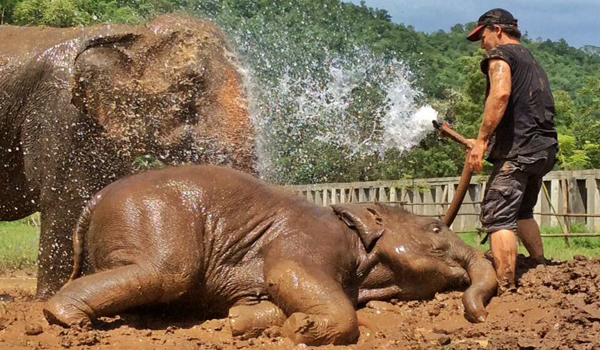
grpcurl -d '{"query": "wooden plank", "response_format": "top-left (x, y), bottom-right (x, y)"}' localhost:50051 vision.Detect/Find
top-left (569, 178), bottom-right (586, 224)
top-left (551, 179), bottom-right (560, 226)
top-left (561, 179), bottom-right (570, 246)
top-left (315, 190), bottom-right (323, 206)
top-left (447, 183), bottom-right (456, 231)
top-left (587, 178), bottom-right (600, 231)
top-left (435, 185), bottom-right (445, 217)
top-left (359, 188), bottom-right (367, 202)
top-left (424, 188), bottom-right (434, 217)
top-left (330, 188), bottom-right (337, 205)
top-left (379, 186), bottom-right (388, 202)
top-left (534, 187), bottom-right (543, 225)
top-left (389, 186), bottom-right (397, 203)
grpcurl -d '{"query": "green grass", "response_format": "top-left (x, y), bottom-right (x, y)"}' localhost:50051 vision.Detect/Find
top-left (459, 221), bottom-right (600, 261)
top-left (0, 219), bottom-right (40, 272)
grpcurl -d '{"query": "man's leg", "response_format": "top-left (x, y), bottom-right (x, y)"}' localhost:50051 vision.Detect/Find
top-left (481, 160), bottom-right (524, 293)
top-left (490, 229), bottom-right (518, 292)
top-left (516, 146), bottom-right (556, 265)
top-left (517, 218), bottom-right (544, 263)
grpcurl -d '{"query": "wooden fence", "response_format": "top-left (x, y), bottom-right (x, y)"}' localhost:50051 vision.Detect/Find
top-left (288, 169), bottom-right (600, 239)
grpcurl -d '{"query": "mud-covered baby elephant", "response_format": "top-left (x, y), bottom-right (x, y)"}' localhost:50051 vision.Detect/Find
top-left (44, 165), bottom-right (497, 345)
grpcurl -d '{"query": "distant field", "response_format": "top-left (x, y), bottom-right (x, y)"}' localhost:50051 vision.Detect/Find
top-left (0, 219), bottom-right (39, 272)
top-left (1, 219), bottom-right (599, 273)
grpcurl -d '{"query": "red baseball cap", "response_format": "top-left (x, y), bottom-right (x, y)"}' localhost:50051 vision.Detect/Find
top-left (467, 8), bottom-right (518, 41)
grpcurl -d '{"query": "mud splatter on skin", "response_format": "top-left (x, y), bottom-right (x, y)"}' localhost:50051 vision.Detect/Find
top-left (1, 255), bottom-right (598, 349)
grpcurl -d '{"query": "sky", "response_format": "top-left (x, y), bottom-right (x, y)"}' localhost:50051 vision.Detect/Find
top-left (344, 0), bottom-right (600, 48)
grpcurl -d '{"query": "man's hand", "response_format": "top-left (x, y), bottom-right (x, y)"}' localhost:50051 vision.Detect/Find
top-left (468, 139), bottom-right (488, 173)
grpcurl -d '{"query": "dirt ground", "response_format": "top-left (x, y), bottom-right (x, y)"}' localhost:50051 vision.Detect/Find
top-left (1, 255), bottom-right (599, 350)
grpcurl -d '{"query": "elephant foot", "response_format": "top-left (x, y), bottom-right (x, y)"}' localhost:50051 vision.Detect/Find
top-left (228, 301), bottom-right (286, 339)
top-left (282, 312), bottom-right (317, 344)
top-left (282, 312), bottom-right (359, 346)
top-left (35, 282), bottom-right (62, 301)
top-left (43, 296), bottom-right (94, 327)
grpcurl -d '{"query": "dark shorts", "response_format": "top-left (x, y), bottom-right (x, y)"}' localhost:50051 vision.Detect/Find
top-left (480, 146), bottom-right (557, 233)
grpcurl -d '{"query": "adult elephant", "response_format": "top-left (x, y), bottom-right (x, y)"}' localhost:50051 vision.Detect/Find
top-left (44, 165), bottom-right (497, 345)
top-left (0, 14), bottom-right (256, 298)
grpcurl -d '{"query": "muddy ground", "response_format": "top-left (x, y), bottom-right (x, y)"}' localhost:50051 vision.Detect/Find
top-left (1, 255), bottom-right (599, 350)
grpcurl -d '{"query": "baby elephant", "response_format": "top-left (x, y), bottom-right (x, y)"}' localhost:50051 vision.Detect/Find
top-left (44, 165), bottom-right (497, 345)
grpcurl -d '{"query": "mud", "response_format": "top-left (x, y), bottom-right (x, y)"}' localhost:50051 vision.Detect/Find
top-left (1, 255), bottom-right (599, 349)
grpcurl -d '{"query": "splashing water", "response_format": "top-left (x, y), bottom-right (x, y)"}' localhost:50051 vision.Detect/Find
top-left (240, 47), bottom-right (438, 181)
top-left (310, 56), bottom-right (439, 156)
top-left (194, 3), bottom-right (443, 183)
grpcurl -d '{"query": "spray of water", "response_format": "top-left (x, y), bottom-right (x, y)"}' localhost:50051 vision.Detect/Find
top-left (197, 4), bottom-right (442, 183)
top-left (239, 46), bottom-right (438, 181)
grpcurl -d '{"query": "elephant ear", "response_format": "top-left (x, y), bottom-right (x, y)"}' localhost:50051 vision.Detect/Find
top-left (332, 203), bottom-right (384, 252)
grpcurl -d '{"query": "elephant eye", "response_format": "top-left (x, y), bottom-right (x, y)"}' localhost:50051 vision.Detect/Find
top-left (432, 227), bottom-right (441, 234)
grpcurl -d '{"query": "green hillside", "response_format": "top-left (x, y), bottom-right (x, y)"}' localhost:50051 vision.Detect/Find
top-left (2, 0), bottom-right (599, 184)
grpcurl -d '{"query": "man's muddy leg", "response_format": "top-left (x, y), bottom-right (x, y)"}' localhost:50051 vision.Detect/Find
top-left (490, 229), bottom-right (517, 293)
top-left (517, 218), bottom-right (545, 264)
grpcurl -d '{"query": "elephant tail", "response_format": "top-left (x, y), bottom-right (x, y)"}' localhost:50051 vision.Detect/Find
top-left (69, 199), bottom-right (95, 282)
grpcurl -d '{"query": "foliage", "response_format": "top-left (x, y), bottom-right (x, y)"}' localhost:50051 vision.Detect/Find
top-left (557, 134), bottom-right (598, 170)
top-left (4, 0), bottom-right (600, 183)
top-left (132, 154), bottom-right (165, 172)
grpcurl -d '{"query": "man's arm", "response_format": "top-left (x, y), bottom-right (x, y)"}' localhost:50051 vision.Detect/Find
top-left (468, 59), bottom-right (512, 173)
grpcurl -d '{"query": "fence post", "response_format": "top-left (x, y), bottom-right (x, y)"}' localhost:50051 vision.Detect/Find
top-left (435, 185), bottom-right (445, 217)
top-left (587, 178), bottom-right (600, 231)
top-left (550, 179), bottom-right (561, 227)
top-left (379, 186), bottom-right (388, 202)
top-left (562, 179), bottom-right (570, 247)
top-left (448, 183), bottom-right (456, 231)
top-left (390, 185), bottom-right (397, 204)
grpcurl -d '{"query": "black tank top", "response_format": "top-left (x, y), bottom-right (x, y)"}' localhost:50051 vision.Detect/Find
top-left (481, 44), bottom-right (558, 161)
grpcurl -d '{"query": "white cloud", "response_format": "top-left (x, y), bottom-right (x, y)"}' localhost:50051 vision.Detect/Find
top-left (344, 0), bottom-right (600, 47)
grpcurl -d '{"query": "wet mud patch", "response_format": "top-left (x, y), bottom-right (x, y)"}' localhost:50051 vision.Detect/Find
top-left (1, 255), bottom-right (599, 349)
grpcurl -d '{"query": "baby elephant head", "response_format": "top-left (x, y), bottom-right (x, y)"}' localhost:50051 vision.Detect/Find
top-left (332, 203), bottom-right (497, 323)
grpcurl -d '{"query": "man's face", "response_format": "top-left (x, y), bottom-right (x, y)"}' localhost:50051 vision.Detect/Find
top-left (480, 26), bottom-right (500, 52)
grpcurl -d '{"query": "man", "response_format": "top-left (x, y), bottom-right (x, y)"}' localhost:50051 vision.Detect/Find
top-left (466, 8), bottom-right (558, 292)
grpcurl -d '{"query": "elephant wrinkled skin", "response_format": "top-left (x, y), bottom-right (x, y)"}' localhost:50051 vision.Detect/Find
top-left (0, 15), bottom-right (255, 298)
top-left (44, 165), bottom-right (497, 345)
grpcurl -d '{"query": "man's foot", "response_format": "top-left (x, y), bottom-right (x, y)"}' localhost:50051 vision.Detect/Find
top-left (494, 260), bottom-right (516, 296)
top-left (496, 271), bottom-right (517, 295)
top-left (520, 255), bottom-right (548, 268)
top-left (529, 256), bottom-right (547, 266)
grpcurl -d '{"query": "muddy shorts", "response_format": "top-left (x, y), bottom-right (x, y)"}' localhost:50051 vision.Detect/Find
top-left (480, 146), bottom-right (557, 233)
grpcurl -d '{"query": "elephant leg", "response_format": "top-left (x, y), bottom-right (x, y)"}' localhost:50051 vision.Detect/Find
top-left (36, 201), bottom-right (81, 299)
top-left (228, 301), bottom-right (286, 339)
top-left (265, 261), bottom-right (359, 346)
top-left (43, 264), bottom-right (166, 327)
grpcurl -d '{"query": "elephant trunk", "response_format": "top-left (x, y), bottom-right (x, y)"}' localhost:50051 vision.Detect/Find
top-left (457, 247), bottom-right (497, 323)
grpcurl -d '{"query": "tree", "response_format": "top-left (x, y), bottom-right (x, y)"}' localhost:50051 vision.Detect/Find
top-left (0, 0), bottom-right (19, 24)
top-left (553, 90), bottom-right (575, 133)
